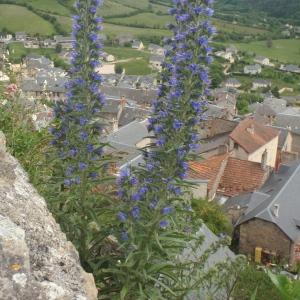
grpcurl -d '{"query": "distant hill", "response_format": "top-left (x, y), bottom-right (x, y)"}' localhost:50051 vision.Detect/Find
top-left (216, 0), bottom-right (300, 22)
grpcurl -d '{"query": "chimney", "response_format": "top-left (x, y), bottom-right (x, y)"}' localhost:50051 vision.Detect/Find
top-left (261, 150), bottom-right (268, 171)
top-left (272, 204), bottom-right (280, 218)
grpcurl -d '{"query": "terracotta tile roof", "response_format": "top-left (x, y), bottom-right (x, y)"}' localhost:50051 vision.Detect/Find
top-left (218, 157), bottom-right (266, 197)
top-left (229, 118), bottom-right (279, 153)
top-left (189, 154), bottom-right (229, 191)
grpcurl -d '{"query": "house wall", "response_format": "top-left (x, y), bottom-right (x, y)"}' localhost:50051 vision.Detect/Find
top-left (229, 139), bottom-right (249, 161)
top-left (238, 218), bottom-right (292, 263)
top-left (248, 136), bottom-right (278, 167)
top-left (291, 133), bottom-right (300, 154)
top-left (291, 241), bottom-right (300, 267)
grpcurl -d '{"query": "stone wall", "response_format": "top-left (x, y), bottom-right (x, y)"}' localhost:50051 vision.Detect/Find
top-left (0, 131), bottom-right (98, 300)
top-left (238, 218), bottom-right (292, 263)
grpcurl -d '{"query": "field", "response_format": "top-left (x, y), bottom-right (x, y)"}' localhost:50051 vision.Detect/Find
top-left (0, 4), bottom-right (55, 35)
top-left (232, 39), bottom-right (300, 64)
top-left (8, 43), bottom-right (56, 63)
top-left (13, 0), bottom-right (70, 15)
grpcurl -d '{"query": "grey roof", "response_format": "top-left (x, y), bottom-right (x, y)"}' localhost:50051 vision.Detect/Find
top-left (148, 43), bottom-right (164, 52)
top-left (21, 77), bottom-right (67, 93)
top-left (150, 55), bottom-right (164, 63)
top-left (26, 55), bottom-right (54, 70)
top-left (252, 79), bottom-right (271, 85)
top-left (251, 97), bottom-right (287, 117)
top-left (106, 120), bottom-right (148, 147)
top-left (101, 85), bottom-right (157, 106)
top-left (236, 160), bottom-right (300, 242)
top-left (244, 64), bottom-right (261, 71)
top-left (281, 64), bottom-right (300, 73)
top-left (181, 223), bottom-right (235, 300)
top-left (103, 120), bottom-right (149, 168)
top-left (275, 107), bottom-right (300, 134)
top-left (102, 98), bottom-right (150, 127)
top-left (132, 40), bottom-right (143, 48)
top-left (225, 78), bottom-right (240, 85)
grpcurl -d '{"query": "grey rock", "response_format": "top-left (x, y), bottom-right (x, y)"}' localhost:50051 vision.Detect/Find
top-left (0, 131), bottom-right (98, 300)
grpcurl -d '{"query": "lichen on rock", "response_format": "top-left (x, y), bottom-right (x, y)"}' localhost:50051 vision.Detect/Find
top-left (0, 131), bottom-right (98, 300)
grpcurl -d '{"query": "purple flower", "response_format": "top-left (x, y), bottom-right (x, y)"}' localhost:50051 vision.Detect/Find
top-left (121, 231), bottom-right (129, 241)
top-left (173, 119), bottom-right (183, 131)
top-left (64, 179), bottom-right (71, 187)
top-left (79, 162), bottom-right (87, 170)
top-left (129, 176), bottom-right (139, 186)
top-left (131, 206), bottom-right (140, 219)
top-left (159, 220), bottom-right (169, 229)
top-left (79, 131), bottom-right (88, 141)
top-left (117, 211), bottom-right (127, 222)
top-left (162, 207), bottom-right (173, 215)
top-left (89, 172), bottom-right (98, 179)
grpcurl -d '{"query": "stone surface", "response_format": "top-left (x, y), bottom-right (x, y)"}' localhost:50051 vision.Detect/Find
top-left (0, 132), bottom-right (98, 300)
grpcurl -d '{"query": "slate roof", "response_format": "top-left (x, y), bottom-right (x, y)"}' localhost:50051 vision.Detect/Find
top-left (181, 223), bottom-right (235, 300)
top-left (229, 118), bottom-right (279, 153)
top-left (251, 97), bottom-right (287, 117)
top-left (101, 85), bottom-right (157, 106)
top-left (225, 78), bottom-right (240, 86)
top-left (103, 120), bottom-right (149, 168)
top-left (235, 160), bottom-right (300, 242)
top-left (275, 107), bottom-right (300, 134)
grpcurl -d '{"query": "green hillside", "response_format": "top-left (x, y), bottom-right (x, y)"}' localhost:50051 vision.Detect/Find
top-left (216, 0), bottom-right (300, 23)
top-left (0, 4), bottom-right (55, 35)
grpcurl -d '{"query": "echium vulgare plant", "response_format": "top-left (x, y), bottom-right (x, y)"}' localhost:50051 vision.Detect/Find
top-left (107, 0), bottom-right (219, 299)
top-left (49, 0), bottom-right (114, 264)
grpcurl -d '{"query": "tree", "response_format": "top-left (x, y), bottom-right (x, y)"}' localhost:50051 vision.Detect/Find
top-left (272, 86), bottom-right (280, 97)
top-left (115, 64), bottom-right (123, 74)
top-left (266, 37), bottom-right (273, 48)
top-left (55, 43), bottom-right (62, 53)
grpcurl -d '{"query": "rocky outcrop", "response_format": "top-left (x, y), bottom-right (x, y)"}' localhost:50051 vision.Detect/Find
top-left (0, 131), bottom-right (98, 300)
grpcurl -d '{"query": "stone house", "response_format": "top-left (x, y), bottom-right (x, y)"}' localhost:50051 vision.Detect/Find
top-left (41, 38), bottom-right (57, 48)
top-left (225, 161), bottom-right (300, 267)
top-left (148, 43), bottom-right (164, 56)
top-left (149, 55), bottom-right (164, 71)
top-left (244, 64), bottom-right (262, 75)
top-left (103, 119), bottom-right (150, 173)
top-left (215, 51), bottom-right (234, 63)
top-left (251, 97), bottom-right (287, 125)
top-left (24, 40), bottom-right (40, 49)
top-left (226, 45), bottom-right (238, 55)
top-left (275, 107), bottom-right (300, 134)
top-left (132, 40), bottom-right (144, 50)
top-left (254, 56), bottom-right (271, 66)
top-left (15, 32), bottom-right (27, 42)
top-left (224, 78), bottom-right (241, 89)
top-left (229, 118), bottom-right (279, 168)
top-left (280, 64), bottom-right (300, 74)
top-left (189, 153), bottom-right (269, 201)
top-left (0, 34), bottom-right (13, 43)
top-left (23, 55), bottom-right (54, 76)
top-left (212, 91), bottom-right (237, 119)
top-left (252, 79), bottom-right (271, 90)
top-left (54, 35), bottom-right (75, 50)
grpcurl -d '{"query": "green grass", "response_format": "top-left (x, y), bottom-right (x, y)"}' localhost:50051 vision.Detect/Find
top-left (118, 59), bottom-right (153, 75)
top-left (13, 0), bottom-right (70, 16)
top-left (8, 42), bottom-right (56, 63)
top-left (104, 46), bottom-right (150, 60)
top-left (0, 4), bottom-right (55, 35)
top-left (232, 39), bottom-right (300, 64)
top-left (102, 22), bottom-right (170, 38)
top-left (100, 1), bottom-right (136, 17)
top-left (212, 18), bottom-right (269, 34)
top-left (105, 46), bottom-right (152, 75)
top-left (108, 12), bottom-right (170, 29)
